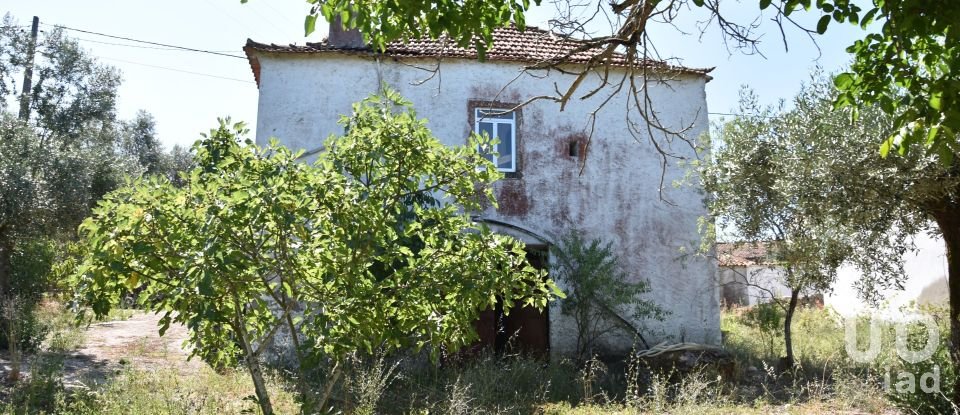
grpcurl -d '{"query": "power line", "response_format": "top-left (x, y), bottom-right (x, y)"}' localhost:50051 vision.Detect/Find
top-left (243, 2), bottom-right (295, 39)
top-left (201, 0), bottom-right (274, 42)
top-left (41, 22), bottom-right (246, 60)
top-left (262, 1), bottom-right (300, 27)
top-left (73, 36), bottom-right (238, 53)
top-left (98, 56), bottom-right (254, 84)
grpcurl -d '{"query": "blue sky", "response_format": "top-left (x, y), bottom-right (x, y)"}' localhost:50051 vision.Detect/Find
top-left (3, 0), bottom-right (871, 150)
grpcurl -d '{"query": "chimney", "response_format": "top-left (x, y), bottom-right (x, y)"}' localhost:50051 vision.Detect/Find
top-left (328, 14), bottom-right (366, 49)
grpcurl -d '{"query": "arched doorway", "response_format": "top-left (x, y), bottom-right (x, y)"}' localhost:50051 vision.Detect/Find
top-left (470, 219), bottom-right (551, 357)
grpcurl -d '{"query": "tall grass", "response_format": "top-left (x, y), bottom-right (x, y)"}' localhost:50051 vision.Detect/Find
top-left (6, 301), bottom-right (948, 414)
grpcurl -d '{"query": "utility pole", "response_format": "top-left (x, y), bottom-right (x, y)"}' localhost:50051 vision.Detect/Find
top-left (17, 16), bottom-right (39, 121)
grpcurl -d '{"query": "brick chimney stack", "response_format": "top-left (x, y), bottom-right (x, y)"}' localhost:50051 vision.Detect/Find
top-left (328, 15), bottom-right (365, 49)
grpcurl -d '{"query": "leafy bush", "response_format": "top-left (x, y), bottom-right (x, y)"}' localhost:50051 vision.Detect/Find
top-left (740, 303), bottom-right (784, 358)
top-left (883, 306), bottom-right (958, 415)
top-left (7, 352), bottom-right (66, 413)
top-left (0, 238), bottom-right (59, 355)
top-left (550, 230), bottom-right (665, 360)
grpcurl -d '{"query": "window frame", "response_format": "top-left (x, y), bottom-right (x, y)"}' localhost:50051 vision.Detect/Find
top-left (474, 107), bottom-right (518, 173)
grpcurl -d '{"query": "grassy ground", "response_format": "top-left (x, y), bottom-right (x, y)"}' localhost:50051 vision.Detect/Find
top-left (2, 302), bottom-right (953, 414)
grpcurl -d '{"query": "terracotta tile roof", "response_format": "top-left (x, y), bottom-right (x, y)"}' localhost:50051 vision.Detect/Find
top-left (716, 242), bottom-right (778, 267)
top-left (243, 25), bottom-right (713, 87)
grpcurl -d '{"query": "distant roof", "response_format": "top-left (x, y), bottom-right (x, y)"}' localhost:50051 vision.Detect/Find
top-left (243, 25), bottom-right (713, 87)
top-left (716, 242), bottom-right (778, 267)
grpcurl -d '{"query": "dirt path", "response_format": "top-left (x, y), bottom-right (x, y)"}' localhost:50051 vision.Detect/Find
top-left (2, 312), bottom-right (202, 388)
top-left (63, 312), bottom-right (201, 385)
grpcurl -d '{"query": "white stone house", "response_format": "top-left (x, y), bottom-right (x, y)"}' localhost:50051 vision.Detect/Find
top-left (716, 242), bottom-right (794, 307)
top-left (243, 24), bottom-right (720, 356)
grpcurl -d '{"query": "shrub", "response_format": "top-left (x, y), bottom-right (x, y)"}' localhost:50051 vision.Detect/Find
top-left (549, 230), bottom-right (665, 360)
top-left (741, 303), bottom-right (784, 358)
top-left (883, 306), bottom-right (958, 415)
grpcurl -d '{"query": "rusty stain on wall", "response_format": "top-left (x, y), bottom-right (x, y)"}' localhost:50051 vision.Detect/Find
top-left (496, 180), bottom-right (531, 217)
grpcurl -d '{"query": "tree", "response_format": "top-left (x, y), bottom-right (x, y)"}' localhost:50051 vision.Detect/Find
top-left (0, 114), bottom-right (112, 380)
top-left (73, 89), bottom-right (561, 414)
top-left (0, 16), bottom-right (120, 143)
top-left (157, 144), bottom-right (195, 187)
top-left (701, 73), bottom-right (956, 371)
top-left (549, 230), bottom-right (665, 361)
top-left (0, 14), bottom-right (176, 381)
top-left (121, 110), bottom-right (163, 176)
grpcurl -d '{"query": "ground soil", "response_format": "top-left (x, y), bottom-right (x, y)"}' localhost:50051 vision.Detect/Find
top-left (1, 312), bottom-right (200, 388)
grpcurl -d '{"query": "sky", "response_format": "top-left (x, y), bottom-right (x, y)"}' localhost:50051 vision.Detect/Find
top-left (3, 0), bottom-right (869, 150)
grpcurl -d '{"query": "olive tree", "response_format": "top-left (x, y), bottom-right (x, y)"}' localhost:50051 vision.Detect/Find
top-left (700, 74), bottom-right (938, 368)
top-left (73, 89), bottom-right (560, 414)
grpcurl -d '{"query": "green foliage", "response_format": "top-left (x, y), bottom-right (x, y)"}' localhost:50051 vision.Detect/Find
top-left (881, 306), bottom-right (957, 415)
top-left (158, 144), bottom-right (195, 188)
top-left (120, 110), bottom-right (164, 176)
top-left (0, 16), bottom-right (121, 142)
top-left (699, 72), bottom-right (957, 366)
top-left (297, 0), bottom-right (539, 59)
top-left (722, 305), bottom-right (846, 367)
top-left (6, 352), bottom-right (66, 413)
top-left (0, 305), bottom-right (905, 414)
top-left (701, 73), bottom-right (938, 303)
top-left (73, 88), bottom-right (559, 412)
top-left (740, 303), bottom-right (784, 357)
top-left (5, 366), bottom-right (302, 415)
top-left (0, 15), bottom-right (171, 305)
top-left (550, 230), bottom-right (664, 359)
top-left (346, 351), bottom-right (582, 413)
top-left (827, 1), bottom-right (960, 161)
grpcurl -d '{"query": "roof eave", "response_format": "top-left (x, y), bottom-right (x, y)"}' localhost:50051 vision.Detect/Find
top-left (244, 38), bottom-right (714, 86)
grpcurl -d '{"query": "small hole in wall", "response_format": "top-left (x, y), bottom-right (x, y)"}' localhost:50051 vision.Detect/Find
top-left (568, 141), bottom-right (580, 158)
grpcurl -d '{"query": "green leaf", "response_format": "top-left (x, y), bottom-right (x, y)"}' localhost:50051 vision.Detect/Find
top-left (929, 92), bottom-right (943, 110)
top-left (816, 15), bottom-right (831, 34)
top-left (833, 73), bottom-right (855, 90)
top-left (926, 125), bottom-right (940, 145)
top-left (879, 136), bottom-right (894, 157)
top-left (759, 0), bottom-right (771, 9)
top-left (125, 272), bottom-right (140, 289)
top-left (304, 14), bottom-right (318, 36)
top-left (937, 144), bottom-right (955, 166)
top-left (199, 271), bottom-right (214, 296)
top-left (860, 8), bottom-right (878, 29)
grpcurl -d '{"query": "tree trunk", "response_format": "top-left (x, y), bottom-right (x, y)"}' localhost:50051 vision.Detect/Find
top-left (318, 360), bottom-right (342, 411)
top-left (782, 288), bottom-right (800, 370)
top-left (933, 208), bottom-right (960, 407)
top-left (233, 319), bottom-right (274, 415)
top-left (0, 235), bottom-right (14, 369)
top-left (7, 310), bottom-right (19, 382)
top-left (0, 235), bottom-right (12, 298)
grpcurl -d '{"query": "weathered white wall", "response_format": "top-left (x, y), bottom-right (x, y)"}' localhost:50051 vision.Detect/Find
top-left (253, 52), bottom-right (720, 355)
